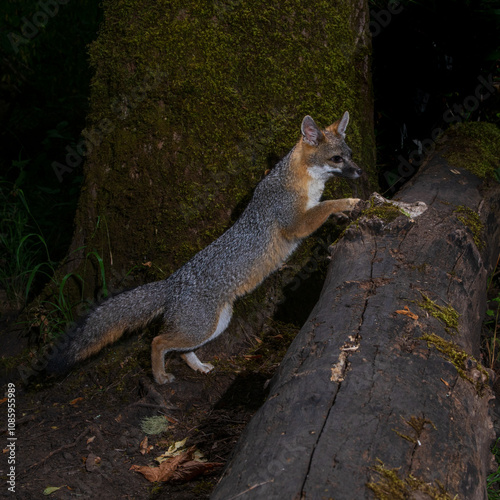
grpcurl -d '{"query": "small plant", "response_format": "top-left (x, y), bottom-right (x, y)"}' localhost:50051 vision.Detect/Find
top-left (0, 179), bottom-right (120, 343)
top-left (485, 297), bottom-right (500, 370)
top-left (483, 254), bottom-right (500, 370)
top-left (0, 183), bottom-right (50, 308)
top-left (488, 438), bottom-right (500, 499)
top-left (26, 247), bottom-right (112, 343)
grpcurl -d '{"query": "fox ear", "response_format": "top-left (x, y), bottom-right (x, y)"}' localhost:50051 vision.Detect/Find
top-left (337, 111), bottom-right (350, 138)
top-left (327, 111), bottom-right (350, 138)
top-left (301, 115), bottom-right (323, 146)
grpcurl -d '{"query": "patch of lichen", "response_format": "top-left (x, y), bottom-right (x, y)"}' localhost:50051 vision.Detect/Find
top-left (417, 293), bottom-right (459, 335)
top-left (367, 460), bottom-right (457, 500)
top-left (421, 332), bottom-right (488, 395)
top-left (441, 121), bottom-right (500, 179)
top-left (453, 205), bottom-right (485, 250)
top-left (74, 0), bottom-right (376, 292)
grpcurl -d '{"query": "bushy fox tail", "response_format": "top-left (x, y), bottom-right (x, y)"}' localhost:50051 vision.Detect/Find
top-left (45, 282), bottom-right (167, 375)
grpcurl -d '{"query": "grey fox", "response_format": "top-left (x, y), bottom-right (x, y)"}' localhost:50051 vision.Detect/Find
top-left (46, 112), bottom-right (362, 384)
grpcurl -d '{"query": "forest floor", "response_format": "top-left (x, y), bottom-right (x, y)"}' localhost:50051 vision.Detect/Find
top-left (0, 312), bottom-right (284, 500)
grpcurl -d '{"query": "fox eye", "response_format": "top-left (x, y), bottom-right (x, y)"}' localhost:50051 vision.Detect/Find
top-left (331, 156), bottom-right (343, 163)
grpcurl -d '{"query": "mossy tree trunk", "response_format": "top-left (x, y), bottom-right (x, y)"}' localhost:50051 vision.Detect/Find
top-left (53, 0), bottom-right (375, 311)
top-left (210, 124), bottom-right (500, 499)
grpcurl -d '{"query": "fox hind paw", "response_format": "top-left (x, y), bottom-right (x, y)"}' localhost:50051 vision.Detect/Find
top-left (198, 362), bottom-right (214, 374)
top-left (181, 352), bottom-right (214, 374)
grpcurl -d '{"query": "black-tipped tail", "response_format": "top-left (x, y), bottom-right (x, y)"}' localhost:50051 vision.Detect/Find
top-left (44, 319), bottom-right (87, 375)
top-left (43, 282), bottom-right (168, 377)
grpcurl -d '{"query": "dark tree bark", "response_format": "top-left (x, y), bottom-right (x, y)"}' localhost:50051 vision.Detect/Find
top-left (211, 129), bottom-right (500, 500)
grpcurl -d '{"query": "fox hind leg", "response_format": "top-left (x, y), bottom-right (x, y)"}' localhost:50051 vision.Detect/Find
top-left (151, 334), bottom-right (185, 384)
top-left (151, 304), bottom-right (233, 384)
top-left (179, 303), bottom-right (231, 375)
top-left (181, 352), bottom-right (214, 373)
top-left (152, 343), bottom-right (214, 385)
top-left (151, 337), bottom-right (215, 384)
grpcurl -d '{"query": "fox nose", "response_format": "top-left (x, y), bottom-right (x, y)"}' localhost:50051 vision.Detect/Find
top-left (348, 165), bottom-right (362, 179)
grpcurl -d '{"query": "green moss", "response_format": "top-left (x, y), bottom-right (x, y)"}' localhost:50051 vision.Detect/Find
top-left (454, 205), bottom-right (485, 250)
top-left (367, 460), bottom-right (456, 500)
top-left (406, 416), bottom-right (436, 434)
top-left (0, 348), bottom-right (33, 376)
top-left (421, 332), bottom-right (488, 394)
top-left (441, 122), bottom-right (500, 179)
top-left (192, 480), bottom-right (215, 495)
top-left (417, 293), bottom-right (459, 335)
top-left (411, 263), bottom-right (428, 273)
top-left (393, 416), bottom-right (436, 444)
top-left (149, 483), bottom-right (164, 496)
top-left (361, 202), bottom-right (406, 223)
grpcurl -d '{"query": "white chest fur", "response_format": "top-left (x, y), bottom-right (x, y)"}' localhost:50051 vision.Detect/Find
top-left (306, 164), bottom-right (340, 209)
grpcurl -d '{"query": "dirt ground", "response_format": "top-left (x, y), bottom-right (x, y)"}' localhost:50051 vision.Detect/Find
top-left (0, 318), bottom-right (279, 500)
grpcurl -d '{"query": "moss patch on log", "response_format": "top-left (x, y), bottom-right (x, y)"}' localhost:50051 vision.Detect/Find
top-left (454, 205), bottom-right (485, 250)
top-left (361, 201), bottom-right (408, 223)
top-left (367, 460), bottom-right (456, 500)
top-left (417, 293), bottom-right (459, 335)
top-left (420, 332), bottom-right (488, 394)
top-left (442, 121), bottom-right (500, 180)
top-left (392, 416), bottom-right (436, 445)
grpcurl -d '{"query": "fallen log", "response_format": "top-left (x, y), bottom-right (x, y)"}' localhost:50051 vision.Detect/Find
top-left (211, 128), bottom-right (500, 500)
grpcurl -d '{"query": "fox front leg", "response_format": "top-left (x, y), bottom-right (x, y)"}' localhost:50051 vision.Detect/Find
top-left (288, 198), bottom-right (361, 239)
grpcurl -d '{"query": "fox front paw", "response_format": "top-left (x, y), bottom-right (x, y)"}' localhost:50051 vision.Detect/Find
top-left (346, 197), bottom-right (361, 209)
top-left (154, 372), bottom-right (176, 385)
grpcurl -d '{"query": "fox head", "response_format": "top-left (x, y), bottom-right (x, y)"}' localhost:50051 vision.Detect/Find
top-left (300, 112), bottom-right (362, 180)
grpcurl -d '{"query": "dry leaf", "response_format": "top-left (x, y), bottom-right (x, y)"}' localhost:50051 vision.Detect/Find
top-left (170, 460), bottom-right (223, 482)
top-left (156, 437), bottom-right (188, 462)
top-left (43, 486), bottom-right (64, 495)
top-left (140, 436), bottom-right (153, 455)
top-left (395, 305), bottom-right (418, 320)
top-left (131, 447), bottom-right (222, 483)
top-left (131, 446), bottom-right (195, 482)
top-left (86, 436), bottom-right (96, 444)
